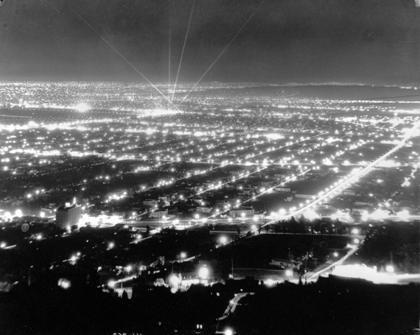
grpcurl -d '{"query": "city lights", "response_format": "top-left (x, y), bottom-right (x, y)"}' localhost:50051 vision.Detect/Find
top-left (1, 2), bottom-right (420, 333)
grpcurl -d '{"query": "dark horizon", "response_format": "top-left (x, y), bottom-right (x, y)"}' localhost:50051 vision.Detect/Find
top-left (1, 0), bottom-right (420, 84)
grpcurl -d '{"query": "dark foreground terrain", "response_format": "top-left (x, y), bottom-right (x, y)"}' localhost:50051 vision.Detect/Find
top-left (0, 276), bottom-right (418, 335)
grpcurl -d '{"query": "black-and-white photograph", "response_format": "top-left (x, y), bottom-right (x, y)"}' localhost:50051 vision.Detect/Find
top-left (0, 1), bottom-right (419, 334)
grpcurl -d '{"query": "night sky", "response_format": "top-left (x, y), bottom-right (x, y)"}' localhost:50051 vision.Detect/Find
top-left (0, 0), bottom-right (420, 83)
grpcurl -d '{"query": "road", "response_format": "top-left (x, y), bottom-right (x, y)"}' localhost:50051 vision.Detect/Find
top-left (304, 244), bottom-right (360, 282)
top-left (263, 120), bottom-right (420, 228)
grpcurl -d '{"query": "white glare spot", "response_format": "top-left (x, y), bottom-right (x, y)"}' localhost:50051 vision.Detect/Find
top-left (73, 102), bottom-right (91, 113)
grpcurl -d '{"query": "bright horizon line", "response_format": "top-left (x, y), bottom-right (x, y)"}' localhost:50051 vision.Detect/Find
top-left (0, 80), bottom-right (419, 89)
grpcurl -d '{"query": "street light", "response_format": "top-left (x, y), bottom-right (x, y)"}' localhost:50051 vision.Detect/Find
top-left (57, 278), bottom-right (71, 290)
top-left (218, 235), bottom-right (228, 246)
top-left (107, 279), bottom-right (116, 289)
top-left (168, 273), bottom-right (181, 288)
top-left (264, 278), bottom-right (276, 287)
top-left (198, 265), bottom-right (210, 280)
top-left (224, 327), bottom-right (234, 335)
